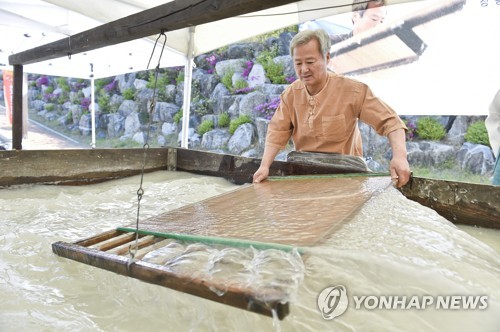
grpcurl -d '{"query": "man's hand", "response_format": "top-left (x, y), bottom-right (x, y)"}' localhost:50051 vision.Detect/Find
top-left (253, 145), bottom-right (280, 183)
top-left (390, 156), bottom-right (410, 188)
top-left (253, 166), bottom-right (269, 183)
top-left (387, 129), bottom-right (410, 188)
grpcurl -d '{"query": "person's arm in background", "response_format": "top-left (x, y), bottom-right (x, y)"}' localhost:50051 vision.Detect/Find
top-left (486, 89), bottom-right (500, 185)
top-left (387, 128), bottom-right (410, 187)
top-left (485, 89), bottom-right (500, 159)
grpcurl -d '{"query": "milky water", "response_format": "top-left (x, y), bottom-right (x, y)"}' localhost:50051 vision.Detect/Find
top-left (0, 171), bottom-right (499, 331)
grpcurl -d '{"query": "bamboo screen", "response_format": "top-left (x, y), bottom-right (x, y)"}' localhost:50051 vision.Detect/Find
top-left (130, 175), bottom-right (392, 247)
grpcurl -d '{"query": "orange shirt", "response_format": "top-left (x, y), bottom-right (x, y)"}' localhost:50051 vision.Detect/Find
top-left (265, 72), bottom-right (407, 157)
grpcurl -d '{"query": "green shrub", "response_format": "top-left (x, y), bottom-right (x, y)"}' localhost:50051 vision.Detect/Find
top-left (70, 91), bottom-right (84, 104)
top-left (95, 77), bottom-right (113, 91)
top-left (221, 68), bottom-right (235, 90)
top-left (147, 71), bottom-right (173, 100)
top-left (122, 88), bottom-right (135, 100)
top-left (176, 71), bottom-right (185, 85)
top-left (218, 113), bottom-right (230, 128)
top-left (57, 91), bottom-right (70, 104)
top-left (229, 115), bottom-right (252, 134)
top-left (56, 77), bottom-right (70, 93)
top-left (256, 47), bottom-right (286, 84)
top-left (416, 117), bottom-right (446, 141)
top-left (233, 79), bottom-right (248, 91)
top-left (45, 104), bottom-right (55, 112)
top-left (192, 97), bottom-right (212, 116)
top-left (265, 61), bottom-right (286, 84)
top-left (173, 109), bottom-right (183, 124)
top-left (465, 121), bottom-right (490, 146)
top-left (146, 71), bottom-right (158, 89)
top-left (97, 91), bottom-right (111, 114)
top-left (197, 120), bottom-right (214, 136)
top-left (256, 46), bottom-right (279, 64)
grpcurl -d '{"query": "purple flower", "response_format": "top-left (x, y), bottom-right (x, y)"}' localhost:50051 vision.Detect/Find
top-left (242, 60), bottom-right (254, 79)
top-left (81, 97), bottom-right (91, 110)
top-left (234, 86), bottom-right (254, 94)
top-left (36, 76), bottom-right (49, 87)
top-left (104, 80), bottom-right (117, 93)
top-left (255, 96), bottom-right (280, 120)
top-left (206, 54), bottom-right (218, 66)
top-left (43, 92), bottom-right (59, 103)
top-left (72, 81), bottom-right (88, 91)
top-left (404, 120), bottom-right (417, 141)
top-left (205, 53), bottom-right (218, 74)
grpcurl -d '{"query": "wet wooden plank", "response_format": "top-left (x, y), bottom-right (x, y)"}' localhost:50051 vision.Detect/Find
top-left (75, 229), bottom-right (123, 247)
top-left (132, 239), bottom-right (171, 260)
top-left (88, 233), bottom-right (138, 251)
top-left (399, 176), bottom-right (500, 230)
top-left (0, 148), bottom-right (169, 186)
top-left (106, 235), bottom-right (156, 255)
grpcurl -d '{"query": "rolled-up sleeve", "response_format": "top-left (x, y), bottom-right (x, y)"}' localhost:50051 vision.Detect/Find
top-left (358, 85), bottom-right (407, 137)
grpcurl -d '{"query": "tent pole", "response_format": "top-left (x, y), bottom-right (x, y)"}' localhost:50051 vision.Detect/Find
top-left (180, 27), bottom-right (195, 149)
top-left (90, 77), bottom-right (96, 148)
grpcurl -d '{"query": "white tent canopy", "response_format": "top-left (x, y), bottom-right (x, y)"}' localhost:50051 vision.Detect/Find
top-left (1, 0), bottom-right (375, 79)
top-left (1, 0), bottom-right (183, 78)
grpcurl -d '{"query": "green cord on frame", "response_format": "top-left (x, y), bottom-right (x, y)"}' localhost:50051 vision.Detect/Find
top-left (118, 227), bottom-right (307, 254)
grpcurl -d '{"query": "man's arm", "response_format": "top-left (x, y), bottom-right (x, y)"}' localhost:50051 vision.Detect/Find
top-left (387, 129), bottom-right (410, 188)
top-left (253, 145), bottom-right (281, 183)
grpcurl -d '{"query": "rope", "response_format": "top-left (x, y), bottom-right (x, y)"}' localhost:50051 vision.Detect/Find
top-left (128, 31), bottom-right (168, 268)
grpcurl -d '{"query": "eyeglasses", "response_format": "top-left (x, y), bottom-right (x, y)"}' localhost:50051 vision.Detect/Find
top-left (307, 96), bottom-right (316, 129)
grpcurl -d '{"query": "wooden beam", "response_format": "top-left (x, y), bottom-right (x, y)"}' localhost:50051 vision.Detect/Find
top-left (9, 0), bottom-right (298, 65)
top-left (0, 148), bottom-right (372, 187)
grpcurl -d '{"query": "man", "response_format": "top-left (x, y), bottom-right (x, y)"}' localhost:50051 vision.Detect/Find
top-left (253, 29), bottom-right (410, 187)
top-left (330, 0), bottom-right (386, 45)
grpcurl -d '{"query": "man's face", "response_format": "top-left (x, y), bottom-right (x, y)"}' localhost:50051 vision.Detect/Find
top-left (293, 39), bottom-right (329, 92)
top-left (352, 5), bottom-right (386, 35)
